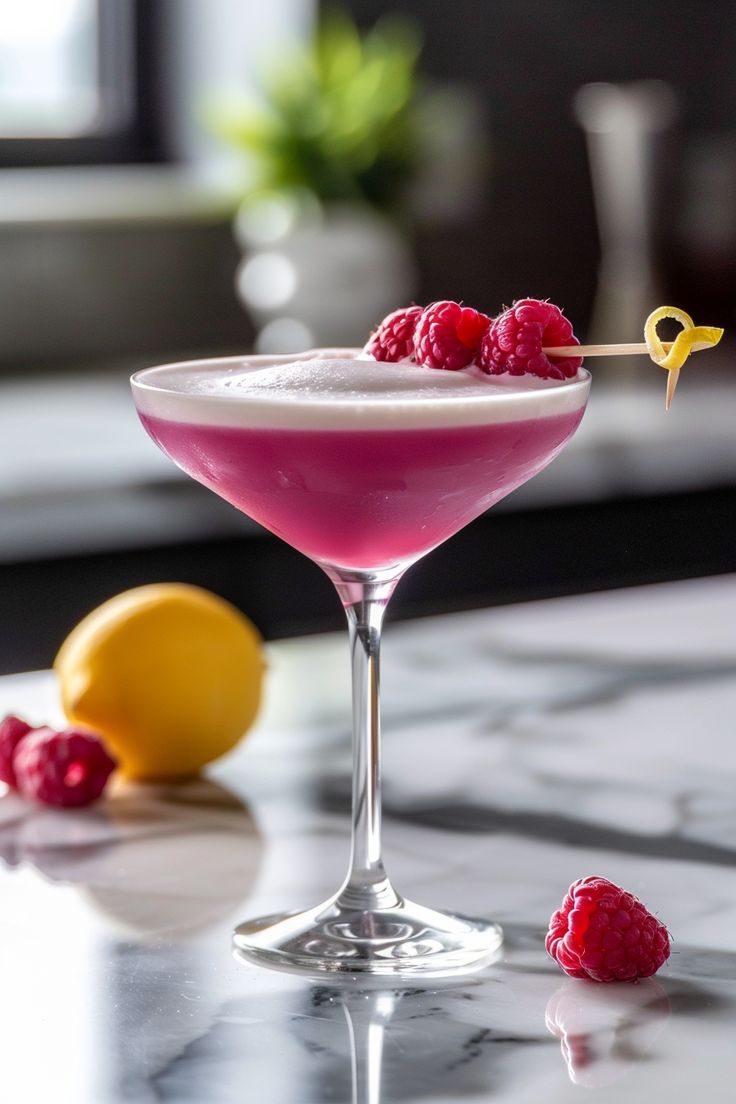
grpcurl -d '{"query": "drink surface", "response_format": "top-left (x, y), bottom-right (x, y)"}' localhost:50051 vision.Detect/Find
top-left (133, 354), bottom-right (589, 570)
top-left (132, 355), bottom-right (589, 429)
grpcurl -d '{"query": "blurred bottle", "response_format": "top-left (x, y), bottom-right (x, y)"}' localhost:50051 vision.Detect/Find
top-left (574, 80), bottom-right (678, 379)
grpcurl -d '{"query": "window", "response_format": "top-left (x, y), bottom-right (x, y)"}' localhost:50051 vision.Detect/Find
top-left (0, 0), bottom-right (102, 137)
top-left (0, 0), bottom-right (166, 166)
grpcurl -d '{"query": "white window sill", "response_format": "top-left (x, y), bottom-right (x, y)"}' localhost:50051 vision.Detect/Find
top-left (0, 164), bottom-right (241, 226)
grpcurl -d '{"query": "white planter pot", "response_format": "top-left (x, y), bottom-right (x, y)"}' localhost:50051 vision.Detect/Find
top-left (235, 200), bottom-right (416, 353)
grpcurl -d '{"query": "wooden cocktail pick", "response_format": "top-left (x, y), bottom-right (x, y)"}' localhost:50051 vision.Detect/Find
top-left (543, 308), bottom-right (724, 410)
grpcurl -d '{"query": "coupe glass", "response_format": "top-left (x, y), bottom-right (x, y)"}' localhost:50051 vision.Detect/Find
top-left (132, 351), bottom-right (590, 976)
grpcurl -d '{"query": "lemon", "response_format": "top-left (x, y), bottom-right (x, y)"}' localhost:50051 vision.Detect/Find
top-left (54, 584), bottom-right (265, 780)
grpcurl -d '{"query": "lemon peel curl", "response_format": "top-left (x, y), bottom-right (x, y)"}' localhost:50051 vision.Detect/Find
top-left (644, 306), bottom-right (724, 409)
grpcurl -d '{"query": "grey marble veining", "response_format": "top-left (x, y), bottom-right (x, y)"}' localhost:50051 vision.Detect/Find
top-left (1, 575), bottom-right (736, 1102)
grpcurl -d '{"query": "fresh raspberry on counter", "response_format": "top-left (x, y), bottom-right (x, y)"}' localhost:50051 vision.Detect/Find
top-left (13, 726), bottom-right (117, 808)
top-left (0, 715), bottom-right (35, 788)
top-left (546, 875), bottom-right (670, 982)
top-left (479, 298), bottom-right (582, 379)
top-left (365, 305), bottom-right (423, 362)
top-left (413, 300), bottom-right (491, 370)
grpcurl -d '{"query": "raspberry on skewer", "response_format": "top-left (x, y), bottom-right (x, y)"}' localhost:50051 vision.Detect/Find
top-left (414, 300), bottom-right (491, 371)
top-left (479, 298), bottom-right (582, 380)
top-left (364, 305), bottom-right (422, 362)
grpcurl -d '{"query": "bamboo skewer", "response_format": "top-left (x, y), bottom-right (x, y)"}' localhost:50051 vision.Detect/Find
top-left (665, 368), bottom-right (680, 410)
top-left (541, 340), bottom-right (714, 357)
top-left (540, 310), bottom-right (723, 410)
top-left (542, 338), bottom-right (718, 410)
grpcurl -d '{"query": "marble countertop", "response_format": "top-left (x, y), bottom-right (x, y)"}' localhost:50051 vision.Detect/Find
top-left (1, 574), bottom-right (736, 1102)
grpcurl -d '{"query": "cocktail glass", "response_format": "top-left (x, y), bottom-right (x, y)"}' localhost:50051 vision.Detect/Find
top-left (132, 351), bottom-right (590, 976)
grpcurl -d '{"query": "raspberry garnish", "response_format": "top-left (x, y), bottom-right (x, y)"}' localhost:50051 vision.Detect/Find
top-left (0, 715), bottom-right (35, 788)
top-left (479, 298), bottom-right (582, 379)
top-left (546, 875), bottom-right (670, 982)
top-left (364, 305), bottom-right (423, 362)
top-left (13, 727), bottom-right (116, 808)
top-left (413, 300), bottom-right (491, 370)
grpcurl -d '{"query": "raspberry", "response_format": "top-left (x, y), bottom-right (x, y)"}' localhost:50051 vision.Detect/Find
top-left (479, 298), bottom-right (582, 379)
top-left (413, 300), bottom-right (491, 370)
top-left (13, 727), bottom-right (116, 808)
top-left (546, 876), bottom-right (670, 982)
top-left (0, 715), bottom-right (35, 788)
top-left (365, 305), bottom-right (422, 362)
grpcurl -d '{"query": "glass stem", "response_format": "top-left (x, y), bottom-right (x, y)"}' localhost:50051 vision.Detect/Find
top-left (329, 570), bottom-right (403, 912)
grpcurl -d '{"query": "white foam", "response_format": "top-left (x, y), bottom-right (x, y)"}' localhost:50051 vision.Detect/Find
top-left (132, 351), bottom-right (590, 429)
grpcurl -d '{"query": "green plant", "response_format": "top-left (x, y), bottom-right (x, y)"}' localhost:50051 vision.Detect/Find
top-left (212, 8), bottom-right (424, 211)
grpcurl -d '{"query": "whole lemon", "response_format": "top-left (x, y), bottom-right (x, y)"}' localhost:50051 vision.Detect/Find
top-left (54, 584), bottom-right (265, 780)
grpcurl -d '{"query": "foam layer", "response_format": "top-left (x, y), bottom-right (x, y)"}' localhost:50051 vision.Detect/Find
top-left (132, 351), bottom-right (590, 429)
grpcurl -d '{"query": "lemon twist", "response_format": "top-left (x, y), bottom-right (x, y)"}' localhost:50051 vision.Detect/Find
top-left (644, 306), bottom-right (724, 409)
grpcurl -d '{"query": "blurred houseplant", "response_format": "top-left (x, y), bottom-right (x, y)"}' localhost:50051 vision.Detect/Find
top-left (211, 8), bottom-right (485, 351)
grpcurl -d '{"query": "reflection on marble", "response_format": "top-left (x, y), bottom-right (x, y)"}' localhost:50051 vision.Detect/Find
top-left (0, 576), bottom-right (736, 1101)
top-left (545, 977), bottom-right (670, 1088)
top-left (0, 777), bottom-right (262, 939)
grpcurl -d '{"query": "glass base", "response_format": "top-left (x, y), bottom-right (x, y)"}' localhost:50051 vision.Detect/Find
top-left (233, 894), bottom-right (503, 977)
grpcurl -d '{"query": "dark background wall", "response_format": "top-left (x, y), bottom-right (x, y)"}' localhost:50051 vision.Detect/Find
top-left (350, 0), bottom-right (736, 330)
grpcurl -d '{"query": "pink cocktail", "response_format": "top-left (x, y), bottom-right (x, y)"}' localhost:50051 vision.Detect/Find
top-left (140, 413), bottom-right (583, 570)
top-left (136, 356), bottom-right (587, 571)
top-left (132, 351), bottom-right (590, 976)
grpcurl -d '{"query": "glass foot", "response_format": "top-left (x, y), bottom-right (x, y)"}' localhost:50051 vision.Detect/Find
top-left (233, 894), bottom-right (502, 977)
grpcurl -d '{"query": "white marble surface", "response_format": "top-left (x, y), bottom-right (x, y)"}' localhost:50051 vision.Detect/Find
top-left (1, 575), bottom-right (736, 1102)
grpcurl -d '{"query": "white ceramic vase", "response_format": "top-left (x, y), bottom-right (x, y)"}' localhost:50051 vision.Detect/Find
top-left (234, 196), bottom-right (416, 353)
